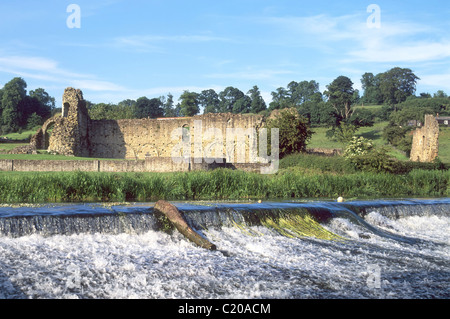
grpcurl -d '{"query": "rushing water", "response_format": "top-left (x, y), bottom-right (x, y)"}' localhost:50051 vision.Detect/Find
top-left (0, 198), bottom-right (448, 299)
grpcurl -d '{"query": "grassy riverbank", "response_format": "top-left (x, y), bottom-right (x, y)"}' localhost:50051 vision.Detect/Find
top-left (0, 164), bottom-right (448, 203)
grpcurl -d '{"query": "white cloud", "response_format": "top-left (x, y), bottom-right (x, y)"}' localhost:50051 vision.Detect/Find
top-left (112, 34), bottom-right (232, 50)
top-left (0, 56), bottom-right (57, 72)
top-left (0, 55), bottom-right (88, 79)
top-left (70, 80), bottom-right (127, 92)
top-left (206, 69), bottom-right (294, 80)
top-left (349, 41), bottom-right (450, 63)
top-left (0, 54), bottom-right (128, 103)
top-left (419, 73), bottom-right (450, 91)
top-left (254, 13), bottom-right (448, 65)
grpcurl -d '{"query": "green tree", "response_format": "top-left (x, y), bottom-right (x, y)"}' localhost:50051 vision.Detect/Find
top-left (162, 93), bottom-right (176, 117)
top-left (326, 122), bottom-right (358, 145)
top-left (434, 90), bottom-right (448, 98)
top-left (269, 87), bottom-right (291, 110)
top-left (134, 97), bottom-right (164, 119)
top-left (232, 95), bottom-right (251, 114)
top-left (266, 109), bottom-right (313, 158)
top-left (17, 96), bottom-right (41, 127)
top-left (248, 85), bottom-right (267, 113)
top-left (1, 77), bottom-right (27, 133)
top-left (88, 103), bottom-right (113, 120)
top-left (299, 99), bottom-right (334, 127)
top-left (179, 91), bottom-right (200, 117)
top-left (288, 80), bottom-right (320, 106)
top-left (117, 99), bottom-right (136, 118)
top-left (269, 80), bottom-right (321, 110)
top-left (361, 72), bottom-right (383, 104)
top-left (389, 106), bottom-right (434, 126)
top-left (218, 86), bottom-right (249, 113)
top-left (349, 108), bottom-right (375, 128)
top-left (26, 112), bottom-right (43, 130)
top-left (324, 76), bottom-right (355, 123)
top-left (396, 96), bottom-right (449, 115)
top-left (378, 67), bottom-right (420, 106)
top-left (29, 88), bottom-right (55, 116)
top-left (199, 89), bottom-right (220, 114)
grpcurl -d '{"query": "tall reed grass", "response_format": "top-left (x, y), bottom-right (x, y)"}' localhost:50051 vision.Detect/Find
top-left (0, 168), bottom-right (448, 203)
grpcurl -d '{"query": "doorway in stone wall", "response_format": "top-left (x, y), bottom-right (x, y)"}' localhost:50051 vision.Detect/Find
top-left (42, 120), bottom-right (56, 150)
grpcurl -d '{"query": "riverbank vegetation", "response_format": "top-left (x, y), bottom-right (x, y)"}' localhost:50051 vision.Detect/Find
top-left (0, 159), bottom-right (447, 203)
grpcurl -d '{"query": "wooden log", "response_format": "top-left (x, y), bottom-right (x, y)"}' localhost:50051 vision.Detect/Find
top-left (154, 200), bottom-right (217, 250)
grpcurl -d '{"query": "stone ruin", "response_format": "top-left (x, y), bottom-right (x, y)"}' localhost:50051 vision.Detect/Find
top-left (30, 87), bottom-right (90, 157)
top-left (11, 88), bottom-right (442, 166)
top-left (410, 114), bottom-right (440, 163)
top-left (27, 87), bottom-right (266, 162)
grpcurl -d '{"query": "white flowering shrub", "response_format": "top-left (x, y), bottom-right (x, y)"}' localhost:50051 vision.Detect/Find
top-left (343, 137), bottom-right (397, 173)
top-left (343, 136), bottom-right (374, 159)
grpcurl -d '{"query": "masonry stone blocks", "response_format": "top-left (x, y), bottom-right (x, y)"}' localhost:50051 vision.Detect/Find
top-left (410, 114), bottom-right (440, 163)
top-left (30, 88), bottom-right (266, 163)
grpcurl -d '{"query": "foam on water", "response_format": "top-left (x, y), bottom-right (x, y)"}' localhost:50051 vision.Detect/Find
top-left (0, 200), bottom-right (449, 299)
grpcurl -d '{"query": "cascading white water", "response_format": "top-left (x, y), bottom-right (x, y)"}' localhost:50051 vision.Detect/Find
top-left (0, 199), bottom-right (448, 299)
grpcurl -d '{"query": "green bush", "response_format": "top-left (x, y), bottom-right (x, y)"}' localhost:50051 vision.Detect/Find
top-left (347, 147), bottom-right (398, 174)
top-left (266, 109), bottom-right (313, 158)
top-left (343, 136), bottom-right (374, 158)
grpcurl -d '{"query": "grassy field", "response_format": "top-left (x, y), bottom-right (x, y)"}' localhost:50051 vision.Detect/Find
top-left (308, 121), bottom-right (410, 161)
top-left (308, 123), bottom-right (450, 163)
top-left (308, 122), bottom-right (389, 148)
top-left (439, 127), bottom-right (450, 162)
top-left (352, 103), bottom-right (384, 110)
top-left (0, 129), bottom-right (37, 141)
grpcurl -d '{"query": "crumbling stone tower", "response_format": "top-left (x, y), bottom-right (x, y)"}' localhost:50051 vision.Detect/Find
top-left (47, 87), bottom-right (90, 157)
top-left (410, 114), bottom-right (440, 162)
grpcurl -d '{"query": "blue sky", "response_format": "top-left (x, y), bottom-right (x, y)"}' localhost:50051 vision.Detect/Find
top-left (1, 0), bottom-right (450, 108)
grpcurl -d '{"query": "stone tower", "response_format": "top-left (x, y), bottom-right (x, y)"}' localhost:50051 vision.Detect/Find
top-left (47, 88), bottom-right (90, 157)
top-left (410, 114), bottom-right (439, 162)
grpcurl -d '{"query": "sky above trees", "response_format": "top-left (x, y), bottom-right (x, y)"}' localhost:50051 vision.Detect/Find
top-left (0, 0), bottom-right (449, 108)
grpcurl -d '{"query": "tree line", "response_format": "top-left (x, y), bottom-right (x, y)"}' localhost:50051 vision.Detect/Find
top-left (87, 85), bottom-right (268, 121)
top-left (0, 78), bottom-right (55, 135)
top-left (1, 67), bottom-right (449, 146)
top-left (86, 67), bottom-right (447, 128)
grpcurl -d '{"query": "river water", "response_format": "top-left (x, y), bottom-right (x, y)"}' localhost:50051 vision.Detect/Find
top-left (0, 198), bottom-right (448, 299)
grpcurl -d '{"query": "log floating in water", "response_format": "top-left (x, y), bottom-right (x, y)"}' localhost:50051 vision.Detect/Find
top-left (154, 200), bottom-right (217, 250)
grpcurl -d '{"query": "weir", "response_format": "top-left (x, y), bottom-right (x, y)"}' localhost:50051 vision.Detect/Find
top-left (0, 198), bottom-right (449, 299)
top-left (0, 198), bottom-right (448, 244)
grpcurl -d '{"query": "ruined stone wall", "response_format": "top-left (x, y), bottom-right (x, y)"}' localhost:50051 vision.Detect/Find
top-left (88, 113), bottom-right (265, 161)
top-left (31, 88), bottom-right (267, 166)
top-left (88, 117), bottom-right (191, 159)
top-left (410, 114), bottom-right (440, 162)
top-left (11, 160), bottom-right (99, 172)
top-left (0, 158), bottom-right (270, 173)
